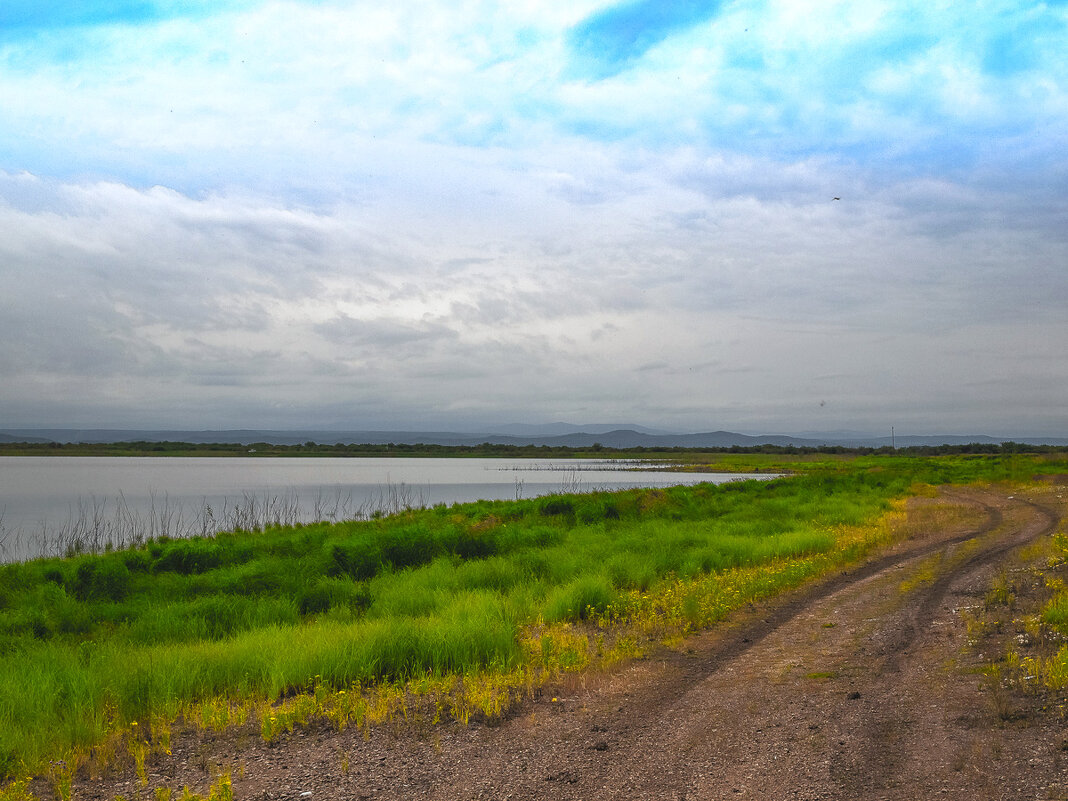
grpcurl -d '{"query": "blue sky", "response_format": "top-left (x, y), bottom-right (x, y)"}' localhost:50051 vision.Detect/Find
top-left (1, 0), bottom-right (1066, 435)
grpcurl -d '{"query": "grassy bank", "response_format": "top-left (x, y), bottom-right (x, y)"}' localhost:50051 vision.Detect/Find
top-left (1, 454), bottom-right (1065, 786)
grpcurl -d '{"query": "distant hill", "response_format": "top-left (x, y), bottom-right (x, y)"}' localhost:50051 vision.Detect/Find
top-left (0, 433), bottom-right (53, 444)
top-left (475, 422), bottom-right (676, 437)
top-left (2, 428), bottom-right (1066, 449)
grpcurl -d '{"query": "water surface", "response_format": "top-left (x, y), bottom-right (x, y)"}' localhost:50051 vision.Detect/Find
top-left (0, 456), bottom-right (765, 561)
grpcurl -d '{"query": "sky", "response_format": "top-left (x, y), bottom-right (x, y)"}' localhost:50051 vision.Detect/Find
top-left (1, 0), bottom-right (1066, 436)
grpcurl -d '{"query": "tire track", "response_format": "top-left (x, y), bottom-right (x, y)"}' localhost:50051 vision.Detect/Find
top-left (651, 489), bottom-right (1007, 690)
top-left (832, 493), bottom-right (1062, 798)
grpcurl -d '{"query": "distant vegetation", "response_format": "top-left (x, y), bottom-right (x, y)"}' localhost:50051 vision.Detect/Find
top-left (0, 453), bottom-right (1065, 789)
top-left (1, 440), bottom-right (1065, 458)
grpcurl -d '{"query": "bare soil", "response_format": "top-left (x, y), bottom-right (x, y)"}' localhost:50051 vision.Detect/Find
top-left (74, 485), bottom-right (1067, 801)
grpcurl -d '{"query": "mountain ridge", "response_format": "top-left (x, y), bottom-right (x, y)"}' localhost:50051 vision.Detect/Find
top-left (1, 428), bottom-right (1065, 448)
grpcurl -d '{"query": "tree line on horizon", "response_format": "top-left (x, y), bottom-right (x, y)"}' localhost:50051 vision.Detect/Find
top-left (1, 440), bottom-right (1065, 458)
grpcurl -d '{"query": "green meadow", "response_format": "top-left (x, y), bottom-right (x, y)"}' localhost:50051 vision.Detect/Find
top-left (0, 453), bottom-right (1065, 784)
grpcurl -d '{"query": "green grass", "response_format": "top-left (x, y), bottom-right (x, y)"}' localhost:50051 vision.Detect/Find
top-left (0, 453), bottom-right (1064, 780)
top-left (1035, 530), bottom-right (1068, 689)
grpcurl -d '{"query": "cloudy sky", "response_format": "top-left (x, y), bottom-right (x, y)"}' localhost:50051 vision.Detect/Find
top-left (1, 0), bottom-right (1065, 436)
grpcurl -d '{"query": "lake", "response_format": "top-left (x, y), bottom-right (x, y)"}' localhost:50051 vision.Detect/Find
top-left (0, 457), bottom-right (768, 561)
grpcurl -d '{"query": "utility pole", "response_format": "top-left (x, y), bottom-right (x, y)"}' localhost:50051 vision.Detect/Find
top-left (891, 426), bottom-right (895, 449)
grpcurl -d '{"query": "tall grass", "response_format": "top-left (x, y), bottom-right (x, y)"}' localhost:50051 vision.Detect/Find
top-left (0, 484), bottom-right (429, 563)
top-left (0, 454), bottom-right (1064, 780)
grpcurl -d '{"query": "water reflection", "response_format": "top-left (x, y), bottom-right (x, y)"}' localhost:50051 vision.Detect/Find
top-left (0, 457), bottom-right (766, 561)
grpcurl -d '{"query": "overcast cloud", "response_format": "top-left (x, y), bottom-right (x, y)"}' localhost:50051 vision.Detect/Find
top-left (1, 0), bottom-right (1066, 435)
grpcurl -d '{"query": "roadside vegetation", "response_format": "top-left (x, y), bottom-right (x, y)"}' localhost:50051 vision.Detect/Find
top-left (967, 486), bottom-right (1068, 703)
top-left (0, 453), bottom-right (1066, 797)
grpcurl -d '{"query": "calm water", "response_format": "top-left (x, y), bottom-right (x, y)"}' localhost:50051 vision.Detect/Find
top-left (0, 457), bottom-right (765, 561)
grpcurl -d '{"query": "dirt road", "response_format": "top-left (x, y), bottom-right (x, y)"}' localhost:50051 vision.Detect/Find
top-left (82, 485), bottom-right (1067, 801)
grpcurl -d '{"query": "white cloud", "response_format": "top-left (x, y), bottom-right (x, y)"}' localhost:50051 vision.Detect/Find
top-left (0, 1), bottom-right (1065, 434)
top-left (1, 159), bottom-right (1064, 433)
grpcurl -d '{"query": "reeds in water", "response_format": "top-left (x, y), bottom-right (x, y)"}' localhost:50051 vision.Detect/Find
top-left (0, 483), bottom-right (428, 563)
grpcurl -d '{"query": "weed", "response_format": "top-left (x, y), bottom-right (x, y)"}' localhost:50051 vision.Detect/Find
top-left (207, 773), bottom-right (232, 801)
top-left (130, 733), bottom-right (148, 788)
top-left (1044, 646), bottom-right (1068, 689)
top-left (985, 572), bottom-right (1015, 609)
top-left (47, 755), bottom-right (78, 801)
top-left (980, 665), bottom-right (1017, 722)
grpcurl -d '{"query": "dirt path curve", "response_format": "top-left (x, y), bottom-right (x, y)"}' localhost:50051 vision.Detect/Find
top-left (83, 487), bottom-right (1067, 801)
